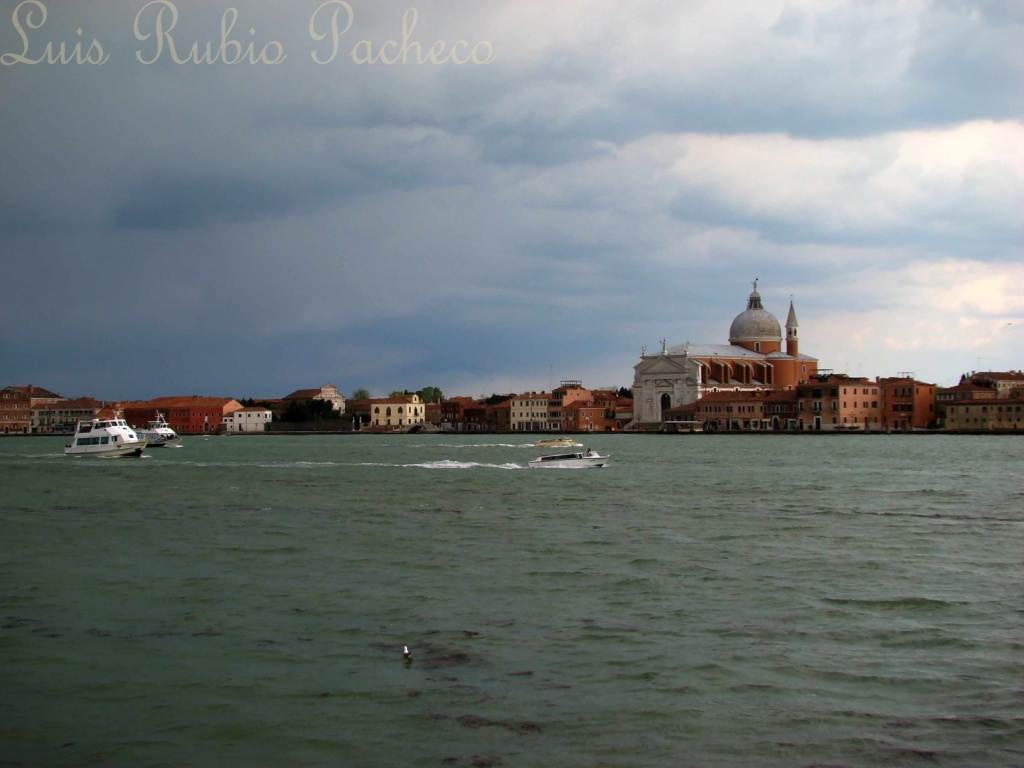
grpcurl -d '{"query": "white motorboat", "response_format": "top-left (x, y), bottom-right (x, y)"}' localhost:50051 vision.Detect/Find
top-left (136, 413), bottom-right (181, 447)
top-left (534, 436), bottom-right (583, 448)
top-left (528, 449), bottom-right (609, 469)
top-left (65, 418), bottom-right (148, 458)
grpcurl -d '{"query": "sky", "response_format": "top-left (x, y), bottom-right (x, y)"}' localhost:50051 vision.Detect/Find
top-left (1, 0), bottom-right (1021, 400)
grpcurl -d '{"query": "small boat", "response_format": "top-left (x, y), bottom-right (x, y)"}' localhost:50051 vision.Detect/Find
top-left (136, 413), bottom-right (181, 447)
top-left (534, 437), bottom-right (582, 448)
top-left (65, 418), bottom-right (148, 458)
top-left (528, 449), bottom-right (609, 469)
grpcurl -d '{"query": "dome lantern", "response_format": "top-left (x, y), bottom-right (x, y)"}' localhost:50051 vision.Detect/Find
top-left (728, 279), bottom-right (782, 345)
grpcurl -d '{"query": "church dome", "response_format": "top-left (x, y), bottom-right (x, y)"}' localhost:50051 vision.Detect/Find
top-left (729, 284), bottom-right (782, 343)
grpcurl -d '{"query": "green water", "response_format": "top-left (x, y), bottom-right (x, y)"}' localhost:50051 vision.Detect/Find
top-left (1, 434), bottom-right (1021, 767)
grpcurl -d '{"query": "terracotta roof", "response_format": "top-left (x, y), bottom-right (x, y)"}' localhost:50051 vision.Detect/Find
top-left (7, 385), bottom-right (62, 398)
top-left (764, 390), bottom-right (798, 402)
top-left (369, 395), bottom-right (421, 405)
top-left (138, 396), bottom-right (239, 408)
top-left (694, 390), bottom-right (771, 403)
top-left (941, 382), bottom-right (993, 393)
top-left (35, 399), bottom-right (104, 411)
top-left (973, 371), bottom-right (1024, 380)
top-left (283, 389), bottom-right (322, 400)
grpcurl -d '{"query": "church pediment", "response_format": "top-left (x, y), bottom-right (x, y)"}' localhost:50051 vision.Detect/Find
top-left (636, 355), bottom-right (694, 376)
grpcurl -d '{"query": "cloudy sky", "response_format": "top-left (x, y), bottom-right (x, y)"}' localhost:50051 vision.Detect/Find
top-left (2, 0), bottom-right (1021, 400)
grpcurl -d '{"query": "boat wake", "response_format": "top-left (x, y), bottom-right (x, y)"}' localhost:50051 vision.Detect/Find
top-left (415, 442), bottom-right (536, 449)
top-left (359, 460), bottom-right (523, 470)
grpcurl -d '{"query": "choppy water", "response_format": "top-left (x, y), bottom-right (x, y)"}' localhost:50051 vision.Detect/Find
top-left (1, 434), bottom-right (1021, 767)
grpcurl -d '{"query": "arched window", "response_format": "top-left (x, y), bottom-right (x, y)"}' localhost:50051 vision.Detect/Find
top-left (386, 407), bottom-right (392, 416)
top-left (660, 393), bottom-right (672, 413)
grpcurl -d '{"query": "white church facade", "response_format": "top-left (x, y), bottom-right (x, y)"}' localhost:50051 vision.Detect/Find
top-left (632, 281), bottom-right (819, 426)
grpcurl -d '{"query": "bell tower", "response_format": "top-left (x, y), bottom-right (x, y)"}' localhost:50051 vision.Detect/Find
top-left (786, 299), bottom-right (799, 358)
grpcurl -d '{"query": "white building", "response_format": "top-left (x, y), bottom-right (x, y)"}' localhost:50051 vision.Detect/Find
top-left (223, 407), bottom-right (273, 433)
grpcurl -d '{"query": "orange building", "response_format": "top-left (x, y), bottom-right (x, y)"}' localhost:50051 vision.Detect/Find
top-left (878, 377), bottom-right (937, 431)
top-left (560, 393), bottom-right (633, 432)
top-left (795, 374), bottom-right (881, 431)
top-left (672, 390), bottom-right (769, 431)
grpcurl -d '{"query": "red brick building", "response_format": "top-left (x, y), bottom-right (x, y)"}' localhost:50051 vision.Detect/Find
top-left (440, 396), bottom-right (480, 431)
top-left (124, 396), bottom-right (242, 434)
top-left (1, 385), bottom-right (62, 434)
top-left (560, 394), bottom-right (633, 432)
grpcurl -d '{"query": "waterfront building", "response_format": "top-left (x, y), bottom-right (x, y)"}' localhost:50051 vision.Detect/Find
top-left (368, 393), bottom-right (425, 429)
top-left (549, 381), bottom-right (591, 429)
top-left (944, 389), bottom-right (1023, 431)
top-left (440, 396), bottom-right (479, 431)
top-left (345, 399), bottom-right (371, 429)
top-left (632, 281), bottom-right (818, 426)
top-left (671, 389), bottom-right (768, 431)
top-left (795, 373), bottom-right (881, 431)
top-left (32, 396), bottom-right (107, 434)
top-left (878, 376), bottom-right (937, 431)
top-left (1, 385), bottom-right (62, 434)
top-left (458, 400), bottom-right (512, 433)
top-left (222, 407), bottom-right (273, 433)
top-left (124, 396), bottom-right (243, 434)
top-left (968, 371), bottom-right (1024, 397)
top-left (489, 398), bottom-right (512, 432)
top-left (425, 401), bottom-right (442, 427)
top-left (667, 388), bottom-right (802, 431)
top-left (941, 371), bottom-right (1024, 431)
top-left (462, 402), bottom-right (491, 432)
top-left (510, 392), bottom-right (551, 431)
top-left (559, 400), bottom-right (609, 432)
top-left (557, 391), bottom-right (632, 432)
top-left (282, 384), bottom-right (346, 414)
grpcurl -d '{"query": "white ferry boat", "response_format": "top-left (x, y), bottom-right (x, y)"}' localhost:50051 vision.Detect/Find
top-left (64, 418), bottom-right (148, 458)
top-left (136, 413), bottom-right (181, 447)
top-left (528, 449), bottom-right (609, 469)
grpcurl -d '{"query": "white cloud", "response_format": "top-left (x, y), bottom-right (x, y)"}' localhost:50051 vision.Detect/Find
top-left (626, 120), bottom-right (1024, 239)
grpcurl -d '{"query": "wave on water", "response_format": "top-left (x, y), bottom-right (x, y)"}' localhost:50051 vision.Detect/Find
top-left (414, 442), bottom-right (537, 449)
top-left (821, 596), bottom-right (957, 611)
top-left (401, 460), bottom-right (523, 470)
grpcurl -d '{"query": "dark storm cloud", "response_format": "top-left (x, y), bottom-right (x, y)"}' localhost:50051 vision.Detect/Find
top-left (1, 0), bottom-right (1021, 397)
